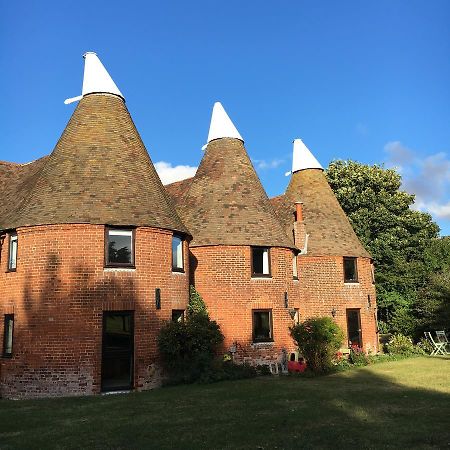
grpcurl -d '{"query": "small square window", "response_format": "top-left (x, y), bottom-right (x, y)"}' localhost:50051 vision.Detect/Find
top-left (252, 309), bottom-right (273, 342)
top-left (8, 233), bottom-right (18, 271)
top-left (251, 247), bottom-right (271, 277)
top-left (172, 235), bottom-right (184, 272)
top-left (105, 228), bottom-right (134, 267)
top-left (171, 310), bottom-right (185, 323)
top-left (344, 257), bottom-right (358, 283)
top-left (3, 314), bottom-right (14, 358)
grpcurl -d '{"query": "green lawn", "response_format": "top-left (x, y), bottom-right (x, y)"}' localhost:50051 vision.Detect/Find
top-left (1, 357), bottom-right (449, 449)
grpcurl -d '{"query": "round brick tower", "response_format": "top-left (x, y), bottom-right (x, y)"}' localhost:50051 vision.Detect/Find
top-left (271, 139), bottom-right (378, 353)
top-left (178, 103), bottom-right (300, 364)
top-left (0, 53), bottom-right (190, 399)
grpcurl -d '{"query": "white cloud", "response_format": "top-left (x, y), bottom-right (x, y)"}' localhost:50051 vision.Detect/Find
top-left (154, 161), bottom-right (197, 185)
top-left (384, 141), bottom-right (415, 172)
top-left (384, 141), bottom-right (450, 227)
top-left (253, 158), bottom-right (284, 170)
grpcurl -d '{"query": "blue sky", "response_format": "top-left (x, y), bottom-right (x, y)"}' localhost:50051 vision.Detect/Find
top-left (1, 1), bottom-right (449, 235)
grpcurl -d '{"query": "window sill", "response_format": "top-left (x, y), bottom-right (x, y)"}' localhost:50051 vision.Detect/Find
top-left (293, 277), bottom-right (299, 282)
top-left (2, 354), bottom-right (12, 359)
top-left (344, 281), bottom-right (360, 285)
top-left (251, 341), bottom-right (274, 348)
top-left (104, 267), bottom-right (136, 272)
top-left (6, 269), bottom-right (17, 273)
top-left (172, 270), bottom-right (186, 275)
top-left (251, 276), bottom-right (272, 280)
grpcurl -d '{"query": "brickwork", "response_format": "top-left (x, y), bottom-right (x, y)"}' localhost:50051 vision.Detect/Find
top-left (190, 245), bottom-right (378, 364)
top-left (0, 224), bottom-right (189, 399)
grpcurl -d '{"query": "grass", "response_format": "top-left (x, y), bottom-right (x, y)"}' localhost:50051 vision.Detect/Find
top-left (0, 356), bottom-right (449, 449)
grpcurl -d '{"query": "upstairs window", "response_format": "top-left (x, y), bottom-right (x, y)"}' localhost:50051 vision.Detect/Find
top-left (171, 310), bottom-right (185, 323)
top-left (172, 235), bottom-right (184, 272)
top-left (371, 263), bottom-right (375, 284)
top-left (3, 314), bottom-right (14, 358)
top-left (252, 309), bottom-right (273, 342)
top-left (293, 254), bottom-right (298, 280)
top-left (344, 257), bottom-right (358, 283)
top-left (251, 247), bottom-right (271, 277)
top-left (8, 233), bottom-right (18, 271)
top-left (105, 228), bottom-right (134, 267)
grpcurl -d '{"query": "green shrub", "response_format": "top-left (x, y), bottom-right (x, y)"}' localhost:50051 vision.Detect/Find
top-left (385, 334), bottom-right (424, 356)
top-left (158, 313), bottom-right (224, 384)
top-left (349, 346), bottom-right (370, 366)
top-left (290, 317), bottom-right (344, 373)
top-left (416, 337), bottom-right (434, 355)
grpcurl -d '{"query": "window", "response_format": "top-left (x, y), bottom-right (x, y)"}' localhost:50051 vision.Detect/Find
top-left (344, 257), bottom-right (358, 283)
top-left (3, 314), bottom-right (14, 357)
top-left (172, 310), bottom-right (185, 322)
top-left (105, 228), bottom-right (134, 267)
top-left (8, 233), bottom-right (18, 271)
top-left (252, 309), bottom-right (273, 342)
top-left (251, 247), bottom-right (271, 277)
top-left (371, 263), bottom-right (375, 284)
top-left (293, 308), bottom-right (300, 324)
top-left (172, 235), bottom-right (184, 272)
top-left (293, 253), bottom-right (298, 280)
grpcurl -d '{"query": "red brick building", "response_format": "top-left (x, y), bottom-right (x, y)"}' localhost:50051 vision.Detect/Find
top-left (0, 53), bottom-right (377, 399)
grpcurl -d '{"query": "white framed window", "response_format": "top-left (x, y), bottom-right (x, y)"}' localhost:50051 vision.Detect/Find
top-left (172, 235), bottom-right (184, 272)
top-left (105, 228), bottom-right (134, 267)
top-left (8, 233), bottom-right (18, 271)
top-left (251, 247), bottom-right (271, 277)
top-left (344, 257), bottom-right (358, 283)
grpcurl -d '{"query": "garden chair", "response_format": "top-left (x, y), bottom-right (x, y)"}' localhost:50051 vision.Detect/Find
top-left (435, 331), bottom-right (450, 354)
top-left (424, 332), bottom-right (446, 356)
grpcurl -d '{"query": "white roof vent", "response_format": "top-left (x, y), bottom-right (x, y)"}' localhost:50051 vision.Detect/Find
top-left (292, 138), bottom-right (323, 173)
top-left (207, 102), bottom-right (243, 144)
top-left (64, 52), bottom-right (123, 104)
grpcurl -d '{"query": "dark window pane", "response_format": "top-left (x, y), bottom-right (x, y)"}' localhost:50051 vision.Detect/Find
top-left (3, 314), bottom-right (14, 357)
top-left (172, 236), bottom-right (183, 270)
top-left (9, 234), bottom-right (17, 270)
top-left (252, 247), bottom-right (270, 275)
top-left (344, 257), bottom-right (358, 282)
top-left (172, 310), bottom-right (185, 322)
top-left (107, 230), bottom-right (132, 264)
top-left (253, 310), bottom-right (272, 342)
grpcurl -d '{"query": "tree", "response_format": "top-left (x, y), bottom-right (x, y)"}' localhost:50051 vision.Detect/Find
top-left (325, 160), bottom-right (440, 336)
top-left (415, 237), bottom-right (450, 332)
top-left (188, 285), bottom-right (208, 317)
top-left (158, 286), bottom-right (223, 383)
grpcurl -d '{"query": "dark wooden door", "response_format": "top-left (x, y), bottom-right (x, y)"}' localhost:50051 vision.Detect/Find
top-left (346, 309), bottom-right (362, 348)
top-left (101, 311), bottom-right (134, 392)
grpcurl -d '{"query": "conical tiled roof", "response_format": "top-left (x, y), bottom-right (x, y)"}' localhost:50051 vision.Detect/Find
top-left (1, 55), bottom-right (188, 234)
top-left (271, 141), bottom-right (370, 258)
top-left (178, 128), bottom-right (294, 248)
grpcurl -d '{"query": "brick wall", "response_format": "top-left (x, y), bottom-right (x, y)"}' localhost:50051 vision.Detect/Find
top-left (0, 224), bottom-right (189, 399)
top-left (190, 245), bottom-right (378, 364)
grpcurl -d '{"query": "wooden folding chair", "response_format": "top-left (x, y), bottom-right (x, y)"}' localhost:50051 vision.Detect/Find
top-left (435, 331), bottom-right (450, 354)
top-left (424, 332), bottom-right (446, 356)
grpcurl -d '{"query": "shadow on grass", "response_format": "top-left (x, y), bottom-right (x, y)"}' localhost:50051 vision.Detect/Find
top-left (0, 357), bottom-right (449, 449)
